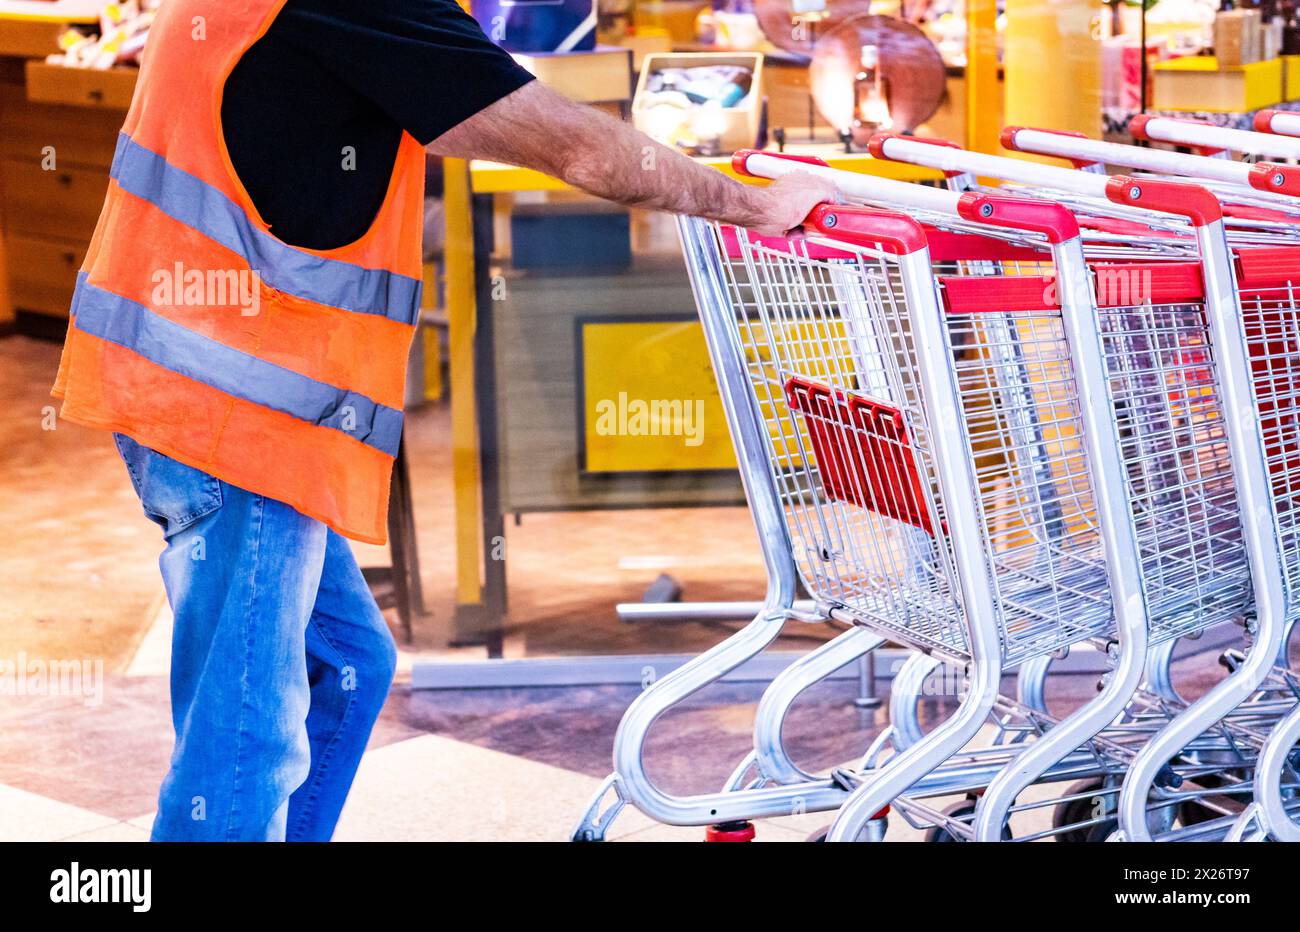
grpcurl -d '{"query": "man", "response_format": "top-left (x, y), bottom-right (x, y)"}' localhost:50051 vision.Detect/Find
top-left (53, 0), bottom-right (835, 841)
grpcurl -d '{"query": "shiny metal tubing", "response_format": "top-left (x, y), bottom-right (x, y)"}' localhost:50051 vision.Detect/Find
top-left (1116, 219), bottom-right (1290, 841)
top-left (974, 234), bottom-right (1151, 841)
top-left (825, 249), bottom-right (1006, 842)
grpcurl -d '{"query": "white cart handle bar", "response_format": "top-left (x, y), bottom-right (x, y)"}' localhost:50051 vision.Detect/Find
top-left (863, 135), bottom-right (1110, 199)
top-left (1130, 113), bottom-right (1300, 162)
top-left (734, 149), bottom-right (963, 215)
top-left (866, 134), bottom-right (1227, 229)
top-left (1001, 126), bottom-right (1300, 197)
top-left (731, 149), bottom-right (1084, 246)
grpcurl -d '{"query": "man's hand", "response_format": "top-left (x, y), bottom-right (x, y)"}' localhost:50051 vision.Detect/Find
top-left (429, 81), bottom-right (842, 234)
top-left (747, 173), bottom-right (838, 237)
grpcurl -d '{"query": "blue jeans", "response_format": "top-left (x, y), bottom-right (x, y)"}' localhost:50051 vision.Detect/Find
top-left (114, 434), bottom-right (397, 841)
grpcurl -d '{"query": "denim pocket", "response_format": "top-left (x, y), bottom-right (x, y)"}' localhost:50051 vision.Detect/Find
top-left (113, 433), bottom-right (223, 536)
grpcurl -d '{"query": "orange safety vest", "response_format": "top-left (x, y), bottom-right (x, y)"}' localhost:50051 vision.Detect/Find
top-left (52, 0), bottom-right (426, 545)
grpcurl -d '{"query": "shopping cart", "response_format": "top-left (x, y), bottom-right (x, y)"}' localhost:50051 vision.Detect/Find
top-left (573, 152), bottom-right (1254, 843)
top-left (871, 132), bottom-right (1299, 841)
top-left (993, 123), bottom-right (1300, 843)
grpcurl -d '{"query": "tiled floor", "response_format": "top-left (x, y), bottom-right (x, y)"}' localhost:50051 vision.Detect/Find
top-left (0, 623), bottom-right (1251, 843)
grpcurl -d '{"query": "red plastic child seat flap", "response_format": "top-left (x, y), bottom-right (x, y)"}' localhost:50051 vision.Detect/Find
top-left (1089, 262), bottom-right (1205, 308)
top-left (784, 375), bottom-right (936, 535)
top-left (1235, 246), bottom-right (1300, 291)
top-left (941, 275), bottom-right (1058, 314)
top-left (1223, 204), bottom-right (1300, 224)
top-left (938, 261), bottom-right (1204, 315)
top-left (1241, 299), bottom-right (1300, 490)
top-left (922, 228), bottom-right (1051, 264)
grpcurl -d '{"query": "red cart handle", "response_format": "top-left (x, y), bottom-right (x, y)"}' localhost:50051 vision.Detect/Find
top-left (1105, 176), bottom-right (1223, 227)
top-left (956, 193), bottom-right (1081, 244)
top-left (1253, 109), bottom-right (1300, 136)
top-left (802, 202), bottom-right (927, 256)
top-left (1255, 110), bottom-right (1285, 134)
top-left (1248, 162), bottom-right (1300, 197)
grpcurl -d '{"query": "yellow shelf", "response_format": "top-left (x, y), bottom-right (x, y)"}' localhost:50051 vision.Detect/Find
top-left (470, 148), bottom-right (942, 194)
top-left (1284, 54), bottom-right (1300, 101)
top-left (1152, 55), bottom-right (1284, 113)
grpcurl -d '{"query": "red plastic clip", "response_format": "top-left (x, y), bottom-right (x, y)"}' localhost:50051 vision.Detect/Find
top-left (804, 203), bottom-right (927, 256)
top-left (956, 193), bottom-right (1080, 244)
top-left (1248, 162), bottom-right (1300, 198)
top-left (1105, 176), bottom-right (1223, 227)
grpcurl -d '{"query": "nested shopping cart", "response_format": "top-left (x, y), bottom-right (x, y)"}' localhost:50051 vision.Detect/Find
top-left (872, 131), bottom-right (1300, 841)
top-left (1002, 120), bottom-right (1300, 842)
top-left (574, 151), bottom-right (1254, 843)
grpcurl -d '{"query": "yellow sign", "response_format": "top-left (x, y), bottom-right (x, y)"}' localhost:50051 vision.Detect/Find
top-left (579, 318), bottom-right (737, 473)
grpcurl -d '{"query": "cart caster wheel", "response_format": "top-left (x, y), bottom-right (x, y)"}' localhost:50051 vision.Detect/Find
top-left (805, 825), bottom-right (831, 843)
top-left (1053, 779), bottom-right (1116, 842)
top-left (925, 799), bottom-right (1012, 842)
top-left (705, 821), bottom-right (756, 842)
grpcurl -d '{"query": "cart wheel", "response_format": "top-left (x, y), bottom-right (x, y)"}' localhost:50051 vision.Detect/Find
top-left (924, 799), bottom-right (1012, 842)
top-left (705, 821), bottom-right (756, 842)
top-left (805, 825), bottom-right (831, 843)
top-left (1052, 779), bottom-right (1116, 843)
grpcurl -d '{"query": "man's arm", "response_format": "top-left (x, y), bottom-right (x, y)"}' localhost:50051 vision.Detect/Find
top-left (428, 80), bottom-right (837, 237)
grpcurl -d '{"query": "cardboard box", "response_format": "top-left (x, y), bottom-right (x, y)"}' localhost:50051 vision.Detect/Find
top-left (1215, 9), bottom-right (1263, 67)
top-left (633, 51), bottom-right (763, 153)
top-left (1152, 55), bottom-right (1283, 112)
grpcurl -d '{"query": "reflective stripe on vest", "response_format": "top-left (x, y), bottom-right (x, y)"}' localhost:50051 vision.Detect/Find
top-left (110, 134), bottom-right (422, 323)
top-left (71, 274), bottom-right (404, 456)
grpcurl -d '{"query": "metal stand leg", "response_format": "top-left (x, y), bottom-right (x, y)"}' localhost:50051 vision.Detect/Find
top-left (854, 653), bottom-right (883, 710)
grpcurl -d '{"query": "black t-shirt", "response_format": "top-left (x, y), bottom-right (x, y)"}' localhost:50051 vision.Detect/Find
top-left (220, 0), bottom-right (534, 250)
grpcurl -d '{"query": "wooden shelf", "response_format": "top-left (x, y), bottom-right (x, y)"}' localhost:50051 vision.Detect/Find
top-left (25, 60), bottom-right (137, 109)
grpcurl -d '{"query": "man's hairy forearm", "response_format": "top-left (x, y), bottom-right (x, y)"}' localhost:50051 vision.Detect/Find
top-left (429, 81), bottom-right (775, 228)
top-left (562, 118), bottom-right (773, 228)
